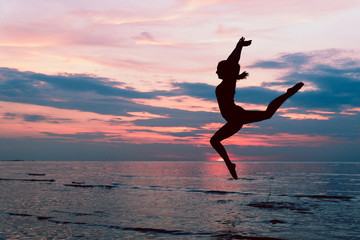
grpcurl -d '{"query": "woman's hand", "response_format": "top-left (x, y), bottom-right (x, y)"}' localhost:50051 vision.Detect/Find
top-left (238, 37), bottom-right (252, 47)
top-left (238, 71), bottom-right (249, 80)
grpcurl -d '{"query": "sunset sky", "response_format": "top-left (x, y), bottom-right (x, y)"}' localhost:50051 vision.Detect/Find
top-left (1, 0), bottom-right (359, 162)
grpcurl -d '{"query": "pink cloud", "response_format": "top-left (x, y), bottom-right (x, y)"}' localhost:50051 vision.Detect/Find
top-left (0, 101), bottom-right (201, 146)
top-left (279, 113), bottom-right (333, 120)
top-left (205, 132), bottom-right (335, 148)
top-left (132, 32), bottom-right (179, 47)
top-left (216, 24), bottom-right (241, 36)
top-left (201, 122), bottom-right (259, 132)
top-left (0, 101), bottom-right (166, 138)
top-left (0, 100), bottom-right (338, 149)
top-left (132, 96), bottom-right (218, 113)
top-left (340, 107), bottom-right (360, 116)
top-left (307, 110), bottom-right (336, 115)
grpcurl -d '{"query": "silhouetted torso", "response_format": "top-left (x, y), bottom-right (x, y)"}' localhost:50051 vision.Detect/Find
top-left (216, 80), bottom-right (243, 122)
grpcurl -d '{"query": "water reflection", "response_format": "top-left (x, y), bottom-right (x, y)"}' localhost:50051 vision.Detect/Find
top-left (1, 161), bottom-right (359, 239)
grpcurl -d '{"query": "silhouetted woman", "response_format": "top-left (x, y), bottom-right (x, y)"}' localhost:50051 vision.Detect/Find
top-left (210, 37), bottom-right (304, 180)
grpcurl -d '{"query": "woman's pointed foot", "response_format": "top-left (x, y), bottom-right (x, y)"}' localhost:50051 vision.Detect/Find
top-left (226, 162), bottom-right (238, 180)
top-left (287, 82), bottom-right (304, 96)
top-left (242, 40), bottom-right (252, 46)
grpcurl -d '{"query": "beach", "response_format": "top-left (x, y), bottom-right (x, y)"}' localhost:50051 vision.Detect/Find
top-left (0, 161), bottom-right (359, 239)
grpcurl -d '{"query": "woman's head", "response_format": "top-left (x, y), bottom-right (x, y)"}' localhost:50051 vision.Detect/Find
top-left (216, 60), bottom-right (240, 80)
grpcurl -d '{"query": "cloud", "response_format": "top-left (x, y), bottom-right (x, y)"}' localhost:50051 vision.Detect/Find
top-left (0, 67), bottom-right (180, 117)
top-left (224, 132), bottom-right (336, 147)
top-left (23, 114), bottom-right (48, 122)
top-left (3, 113), bottom-right (16, 120)
top-left (250, 52), bottom-right (311, 69)
top-left (1, 49), bottom-right (359, 158)
top-left (174, 82), bottom-right (289, 106)
top-left (0, 67), bottom-right (222, 133)
top-left (0, 67), bottom-right (180, 100)
top-left (41, 131), bottom-right (108, 140)
top-left (172, 82), bottom-right (214, 101)
top-left (22, 114), bottom-right (72, 123)
top-left (278, 112), bottom-right (333, 121)
top-left (1, 111), bottom-right (73, 124)
top-left (250, 49), bottom-right (360, 110)
top-left (2, 55), bottom-right (359, 133)
top-left (132, 31), bottom-right (194, 48)
top-left (250, 60), bottom-right (287, 69)
top-left (215, 24), bottom-right (241, 36)
top-left (340, 107), bottom-right (360, 116)
top-left (132, 32), bottom-right (171, 46)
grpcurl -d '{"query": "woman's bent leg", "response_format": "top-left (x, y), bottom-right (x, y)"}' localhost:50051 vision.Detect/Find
top-left (210, 122), bottom-right (243, 179)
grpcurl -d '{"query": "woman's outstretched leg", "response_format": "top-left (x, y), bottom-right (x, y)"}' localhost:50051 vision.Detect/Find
top-left (265, 82), bottom-right (304, 119)
top-left (210, 123), bottom-right (243, 180)
top-left (242, 82), bottom-right (304, 124)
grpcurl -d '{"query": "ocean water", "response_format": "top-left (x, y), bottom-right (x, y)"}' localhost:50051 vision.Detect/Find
top-left (0, 161), bottom-right (359, 240)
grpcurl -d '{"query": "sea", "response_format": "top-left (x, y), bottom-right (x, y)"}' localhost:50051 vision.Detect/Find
top-left (0, 161), bottom-right (359, 240)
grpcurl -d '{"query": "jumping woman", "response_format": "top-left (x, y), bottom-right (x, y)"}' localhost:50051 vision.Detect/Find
top-left (210, 37), bottom-right (304, 180)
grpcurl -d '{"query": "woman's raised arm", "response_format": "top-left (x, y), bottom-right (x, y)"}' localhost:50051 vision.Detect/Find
top-left (227, 37), bottom-right (251, 64)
